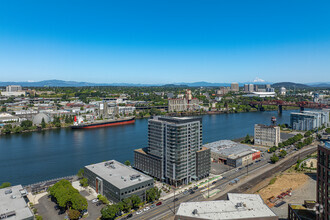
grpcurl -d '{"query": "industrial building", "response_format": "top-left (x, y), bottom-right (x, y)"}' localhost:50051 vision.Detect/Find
top-left (0, 185), bottom-right (34, 220)
top-left (84, 160), bottom-right (153, 203)
top-left (243, 91), bottom-right (276, 98)
top-left (254, 124), bottom-right (281, 147)
top-left (134, 116), bottom-right (210, 186)
top-left (316, 142), bottom-right (330, 220)
top-left (204, 140), bottom-right (260, 167)
top-left (175, 193), bottom-right (278, 220)
top-left (290, 110), bottom-right (329, 131)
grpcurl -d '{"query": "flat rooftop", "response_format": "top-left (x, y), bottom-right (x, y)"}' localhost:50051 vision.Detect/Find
top-left (150, 116), bottom-right (202, 124)
top-left (176, 193), bottom-right (278, 220)
top-left (85, 160), bottom-right (153, 190)
top-left (203, 140), bottom-right (256, 159)
top-left (0, 185), bottom-right (34, 220)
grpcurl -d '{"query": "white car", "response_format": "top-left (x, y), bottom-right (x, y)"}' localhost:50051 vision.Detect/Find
top-left (143, 207), bottom-right (150, 211)
top-left (92, 199), bottom-right (99, 203)
top-left (136, 210), bottom-right (143, 215)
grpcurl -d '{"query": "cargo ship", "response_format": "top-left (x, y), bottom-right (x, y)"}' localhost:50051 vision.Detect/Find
top-left (71, 116), bottom-right (135, 129)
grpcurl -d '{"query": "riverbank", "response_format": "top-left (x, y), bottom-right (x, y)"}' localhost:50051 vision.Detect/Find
top-left (0, 109), bottom-right (296, 185)
top-left (1, 108), bottom-right (297, 136)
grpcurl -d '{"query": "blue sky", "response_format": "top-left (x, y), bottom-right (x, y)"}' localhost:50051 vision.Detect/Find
top-left (0, 0), bottom-right (329, 84)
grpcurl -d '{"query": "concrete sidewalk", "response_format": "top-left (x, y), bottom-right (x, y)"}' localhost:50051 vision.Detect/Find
top-left (204, 145), bottom-right (317, 201)
top-left (160, 174), bottom-right (222, 200)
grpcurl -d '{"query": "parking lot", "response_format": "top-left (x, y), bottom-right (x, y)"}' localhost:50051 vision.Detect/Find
top-left (35, 190), bottom-right (105, 220)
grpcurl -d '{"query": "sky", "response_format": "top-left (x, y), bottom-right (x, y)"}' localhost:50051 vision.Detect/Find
top-left (0, 0), bottom-right (330, 84)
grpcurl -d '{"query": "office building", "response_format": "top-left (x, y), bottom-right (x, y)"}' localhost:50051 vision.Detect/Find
top-left (254, 124), bottom-right (281, 147)
top-left (316, 142), bottom-right (330, 220)
top-left (175, 193), bottom-right (278, 220)
top-left (248, 84), bottom-right (254, 92)
top-left (290, 110), bottom-right (329, 131)
top-left (231, 82), bottom-right (239, 92)
top-left (0, 185), bottom-right (34, 220)
top-left (204, 140), bottom-right (260, 167)
top-left (84, 160), bottom-right (153, 203)
top-left (134, 116), bottom-right (210, 186)
top-left (244, 84), bottom-right (249, 93)
top-left (1, 85), bottom-right (26, 97)
top-left (6, 85), bottom-right (22, 92)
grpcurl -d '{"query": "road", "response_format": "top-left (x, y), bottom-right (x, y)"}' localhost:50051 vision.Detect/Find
top-left (125, 145), bottom-right (317, 220)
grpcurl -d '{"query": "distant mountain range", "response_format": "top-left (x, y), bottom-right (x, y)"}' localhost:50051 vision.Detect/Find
top-left (0, 79), bottom-right (329, 88)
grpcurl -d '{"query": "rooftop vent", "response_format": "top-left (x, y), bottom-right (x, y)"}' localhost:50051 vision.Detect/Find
top-left (192, 209), bottom-right (198, 215)
top-left (235, 203), bottom-right (245, 210)
top-left (130, 174), bottom-right (141, 180)
top-left (5, 189), bottom-right (12, 195)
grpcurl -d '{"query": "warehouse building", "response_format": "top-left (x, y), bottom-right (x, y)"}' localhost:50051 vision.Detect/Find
top-left (204, 140), bottom-right (260, 168)
top-left (84, 160), bottom-right (154, 203)
top-left (175, 193), bottom-right (278, 220)
top-left (254, 124), bottom-right (281, 147)
top-left (0, 185), bottom-right (34, 220)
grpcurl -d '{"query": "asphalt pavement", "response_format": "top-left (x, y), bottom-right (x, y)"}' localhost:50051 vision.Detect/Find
top-left (125, 144), bottom-right (317, 220)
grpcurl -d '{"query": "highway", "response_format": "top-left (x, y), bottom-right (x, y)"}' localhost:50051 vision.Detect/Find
top-left (125, 145), bottom-right (317, 220)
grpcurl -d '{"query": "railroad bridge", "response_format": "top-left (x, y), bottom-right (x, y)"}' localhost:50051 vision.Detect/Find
top-left (249, 100), bottom-right (329, 114)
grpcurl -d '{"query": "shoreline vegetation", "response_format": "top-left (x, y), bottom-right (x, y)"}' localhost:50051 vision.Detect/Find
top-left (0, 107), bottom-right (299, 136)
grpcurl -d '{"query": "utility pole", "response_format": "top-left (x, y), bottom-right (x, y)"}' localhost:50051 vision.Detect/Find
top-left (247, 163), bottom-right (249, 176)
top-left (207, 176), bottom-right (209, 198)
top-left (173, 181), bottom-right (177, 214)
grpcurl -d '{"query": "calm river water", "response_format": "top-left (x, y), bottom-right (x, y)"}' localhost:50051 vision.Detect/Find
top-left (0, 110), bottom-right (298, 185)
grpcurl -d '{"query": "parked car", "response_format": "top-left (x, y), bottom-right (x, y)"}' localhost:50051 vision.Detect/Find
top-left (136, 210), bottom-right (143, 215)
top-left (126, 213), bottom-right (133, 218)
top-left (96, 201), bottom-right (102, 206)
top-left (156, 202), bottom-right (162, 206)
top-left (173, 198), bottom-right (178, 202)
top-left (212, 181), bottom-right (217, 185)
top-left (193, 186), bottom-right (198, 190)
top-left (58, 209), bottom-right (66, 215)
top-left (150, 204), bottom-right (156, 209)
top-left (92, 198), bottom-right (99, 203)
top-left (190, 190), bottom-right (195, 194)
top-left (143, 207), bottom-right (150, 211)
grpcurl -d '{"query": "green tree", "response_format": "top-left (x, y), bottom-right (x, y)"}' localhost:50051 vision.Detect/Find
top-left (130, 195), bottom-right (141, 209)
top-left (68, 209), bottom-right (80, 220)
top-left (79, 178), bottom-right (88, 187)
top-left (20, 120), bottom-right (33, 129)
top-left (2, 124), bottom-right (13, 134)
top-left (71, 193), bottom-right (88, 211)
top-left (124, 160), bottom-right (131, 166)
top-left (77, 168), bottom-right (84, 179)
top-left (146, 187), bottom-right (162, 203)
top-left (122, 198), bottom-right (132, 212)
top-left (279, 150), bottom-right (287, 158)
top-left (0, 182), bottom-right (11, 189)
top-left (35, 215), bottom-right (43, 220)
top-left (41, 118), bottom-right (46, 128)
top-left (270, 154), bottom-right (279, 163)
top-left (97, 194), bottom-right (110, 204)
top-left (101, 205), bottom-right (119, 220)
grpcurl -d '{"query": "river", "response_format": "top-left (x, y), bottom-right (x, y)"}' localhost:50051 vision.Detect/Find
top-left (0, 110), bottom-right (297, 185)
